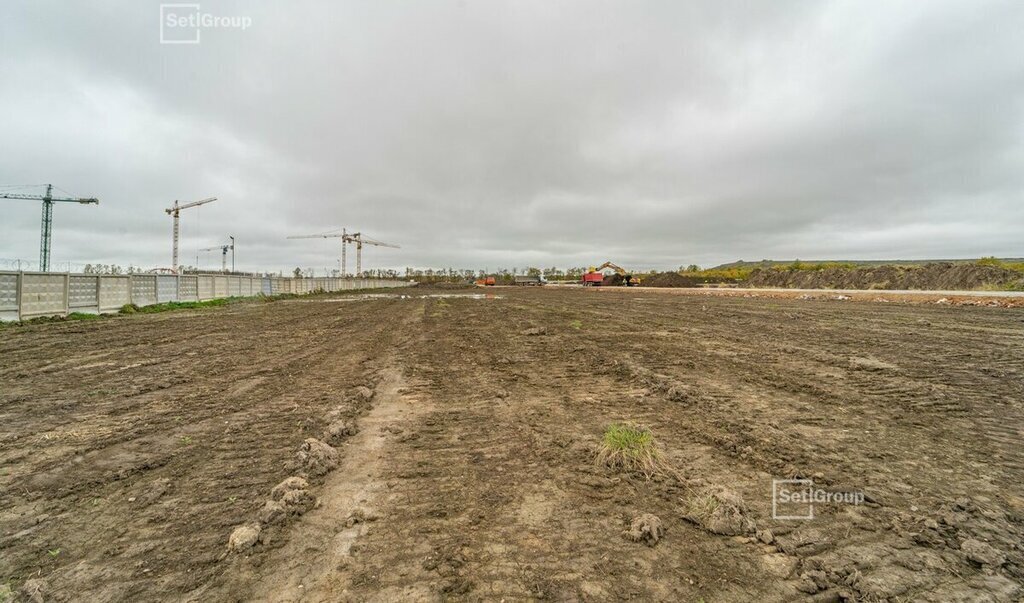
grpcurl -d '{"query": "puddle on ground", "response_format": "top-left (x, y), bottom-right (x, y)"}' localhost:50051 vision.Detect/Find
top-left (285, 293), bottom-right (502, 303)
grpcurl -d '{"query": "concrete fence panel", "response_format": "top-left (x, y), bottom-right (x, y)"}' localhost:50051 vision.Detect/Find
top-left (214, 276), bottom-right (228, 298)
top-left (99, 276), bottom-right (131, 312)
top-left (21, 273), bottom-right (68, 318)
top-left (179, 276), bottom-right (199, 301)
top-left (130, 275), bottom-right (158, 307)
top-left (198, 275), bottom-right (215, 300)
top-left (69, 275), bottom-right (100, 313)
top-left (156, 275), bottom-right (179, 303)
top-left (0, 273), bottom-right (20, 321)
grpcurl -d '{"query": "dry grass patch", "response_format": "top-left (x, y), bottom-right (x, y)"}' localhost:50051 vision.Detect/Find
top-left (597, 423), bottom-right (663, 478)
top-left (681, 487), bottom-right (756, 535)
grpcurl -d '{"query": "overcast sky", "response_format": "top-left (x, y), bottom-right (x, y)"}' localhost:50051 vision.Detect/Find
top-left (1, 1), bottom-right (1022, 274)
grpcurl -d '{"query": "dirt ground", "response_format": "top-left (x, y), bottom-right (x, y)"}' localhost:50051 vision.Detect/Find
top-left (2, 287), bottom-right (1023, 602)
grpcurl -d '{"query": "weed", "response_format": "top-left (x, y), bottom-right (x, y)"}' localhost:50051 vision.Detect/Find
top-left (179, 436), bottom-right (193, 446)
top-left (47, 549), bottom-right (60, 558)
top-left (597, 423), bottom-right (662, 478)
top-left (66, 312), bottom-right (102, 320)
top-left (119, 303), bottom-right (138, 314)
top-left (569, 319), bottom-right (583, 330)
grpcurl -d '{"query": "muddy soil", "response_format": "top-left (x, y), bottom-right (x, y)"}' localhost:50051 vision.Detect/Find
top-left (1, 288), bottom-right (1022, 601)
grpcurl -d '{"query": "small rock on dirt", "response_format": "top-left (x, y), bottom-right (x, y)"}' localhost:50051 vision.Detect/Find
top-left (297, 438), bottom-right (339, 476)
top-left (756, 528), bottom-right (775, 544)
top-left (354, 386), bottom-right (374, 401)
top-left (228, 524), bottom-right (261, 551)
top-left (960, 538), bottom-right (1005, 567)
top-left (521, 327), bottom-right (547, 336)
top-left (625, 513), bottom-right (665, 546)
top-left (270, 476), bottom-right (309, 500)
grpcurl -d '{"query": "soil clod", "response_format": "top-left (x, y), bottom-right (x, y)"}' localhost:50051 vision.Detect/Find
top-left (228, 524), bottom-right (261, 551)
top-left (297, 438), bottom-right (339, 476)
top-left (626, 513), bottom-right (665, 546)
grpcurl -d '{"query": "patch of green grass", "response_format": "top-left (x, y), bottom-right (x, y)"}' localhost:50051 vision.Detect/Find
top-left (977, 256), bottom-right (1024, 273)
top-left (568, 319), bottom-right (583, 330)
top-left (179, 436), bottom-right (193, 446)
top-left (597, 423), bottom-right (662, 479)
top-left (135, 298), bottom-right (230, 314)
top-left (66, 312), bottom-right (102, 321)
top-left (47, 548), bottom-right (60, 558)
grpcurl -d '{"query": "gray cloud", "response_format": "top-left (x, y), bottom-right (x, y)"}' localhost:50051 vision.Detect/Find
top-left (2, 0), bottom-right (1022, 274)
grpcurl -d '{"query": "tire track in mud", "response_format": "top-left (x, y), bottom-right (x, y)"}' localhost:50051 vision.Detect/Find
top-left (316, 296), bottom-right (792, 601)
top-left (243, 364), bottom-right (433, 602)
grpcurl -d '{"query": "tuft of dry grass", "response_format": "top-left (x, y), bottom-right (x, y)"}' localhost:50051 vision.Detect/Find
top-left (597, 423), bottom-right (663, 478)
top-left (681, 487), bottom-right (755, 535)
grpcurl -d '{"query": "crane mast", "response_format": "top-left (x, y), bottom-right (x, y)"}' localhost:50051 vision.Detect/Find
top-left (165, 197), bottom-right (216, 273)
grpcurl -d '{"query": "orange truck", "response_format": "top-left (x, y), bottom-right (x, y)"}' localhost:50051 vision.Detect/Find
top-left (475, 277), bottom-right (496, 286)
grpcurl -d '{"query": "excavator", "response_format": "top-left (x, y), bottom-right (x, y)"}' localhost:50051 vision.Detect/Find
top-left (582, 262), bottom-right (641, 287)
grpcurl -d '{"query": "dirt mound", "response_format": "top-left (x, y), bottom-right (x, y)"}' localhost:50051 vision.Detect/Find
top-left (602, 273), bottom-right (626, 286)
top-left (746, 262), bottom-right (1024, 291)
top-left (641, 272), bottom-right (705, 288)
top-left (297, 438), bottom-right (339, 476)
top-left (625, 514), bottom-right (665, 546)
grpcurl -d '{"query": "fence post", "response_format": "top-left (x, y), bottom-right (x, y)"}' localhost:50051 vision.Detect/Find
top-left (16, 271), bottom-right (23, 322)
top-left (64, 272), bottom-right (70, 317)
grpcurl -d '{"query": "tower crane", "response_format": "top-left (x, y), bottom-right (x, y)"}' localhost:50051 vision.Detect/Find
top-left (350, 233), bottom-right (400, 276)
top-left (165, 197), bottom-right (216, 273)
top-left (198, 241), bottom-right (233, 273)
top-left (287, 228), bottom-right (399, 276)
top-left (1, 184), bottom-right (99, 272)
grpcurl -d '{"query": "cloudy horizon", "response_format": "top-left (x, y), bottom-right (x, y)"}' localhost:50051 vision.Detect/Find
top-left (1, 1), bottom-right (1022, 275)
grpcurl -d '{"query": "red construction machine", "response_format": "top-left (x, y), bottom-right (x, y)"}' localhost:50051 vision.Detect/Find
top-left (581, 262), bottom-right (641, 287)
